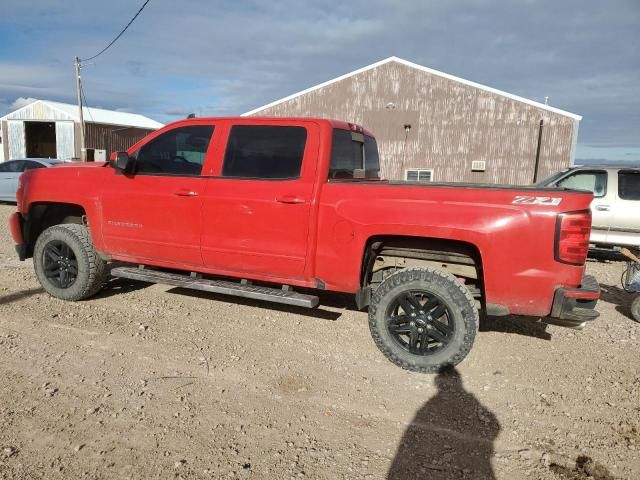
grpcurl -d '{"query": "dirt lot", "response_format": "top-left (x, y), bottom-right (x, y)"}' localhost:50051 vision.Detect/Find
top-left (0, 203), bottom-right (638, 480)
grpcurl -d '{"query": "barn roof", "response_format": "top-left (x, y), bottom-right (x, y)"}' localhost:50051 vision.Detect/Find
top-left (242, 56), bottom-right (582, 121)
top-left (1, 99), bottom-right (164, 129)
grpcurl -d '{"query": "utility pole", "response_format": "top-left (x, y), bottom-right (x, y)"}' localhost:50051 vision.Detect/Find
top-left (402, 124), bottom-right (412, 166)
top-left (533, 119), bottom-right (544, 183)
top-left (74, 56), bottom-right (85, 161)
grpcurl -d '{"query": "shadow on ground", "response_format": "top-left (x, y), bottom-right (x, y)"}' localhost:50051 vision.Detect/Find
top-left (549, 454), bottom-right (616, 480)
top-left (166, 287), bottom-right (345, 321)
top-left (92, 277), bottom-right (152, 299)
top-left (599, 283), bottom-right (639, 322)
top-left (97, 269), bottom-right (568, 337)
top-left (388, 368), bottom-right (500, 479)
top-left (587, 250), bottom-right (626, 264)
top-left (481, 314), bottom-right (551, 340)
top-left (0, 287), bottom-right (44, 305)
top-left (162, 283), bottom-right (558, 334)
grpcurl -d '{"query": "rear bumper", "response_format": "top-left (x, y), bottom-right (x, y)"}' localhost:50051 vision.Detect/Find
top-left (8, 212), bottom-right (26, 261)
top-left (546, 274), bottom-right (600, 329)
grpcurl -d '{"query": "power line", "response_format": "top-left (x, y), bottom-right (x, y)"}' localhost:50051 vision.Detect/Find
top-left (80, 0), bottom-right (151, 62)
top-left (80, 83), bottom-right (94, 123)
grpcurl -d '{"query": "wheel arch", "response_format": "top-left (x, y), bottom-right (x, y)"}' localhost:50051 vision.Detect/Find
top-left (24, 202), bottom-right (89, 258)
top-left (357, 234), bottom-right (485, 308)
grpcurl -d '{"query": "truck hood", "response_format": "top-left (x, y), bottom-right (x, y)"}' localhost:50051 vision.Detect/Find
top-left (53, 161), bottom-right (109, 169)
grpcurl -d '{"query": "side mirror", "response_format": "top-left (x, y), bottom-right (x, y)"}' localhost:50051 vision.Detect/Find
top-left (113, 151), bottom-right (134, 172)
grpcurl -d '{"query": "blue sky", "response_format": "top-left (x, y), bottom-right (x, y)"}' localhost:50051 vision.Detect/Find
top-left (0, 0), bottom-right (638, 163)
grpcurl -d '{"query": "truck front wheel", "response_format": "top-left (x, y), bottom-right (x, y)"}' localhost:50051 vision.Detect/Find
top-left (33, 224), bottom-right (108, 301)
top-left (368, 267), bottom-right (479, 373)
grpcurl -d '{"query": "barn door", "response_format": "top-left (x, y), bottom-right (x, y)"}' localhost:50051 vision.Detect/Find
top-left (7, 120), bottom-right (25, 159)
top-left (55, 121), bottom-right (75, 160)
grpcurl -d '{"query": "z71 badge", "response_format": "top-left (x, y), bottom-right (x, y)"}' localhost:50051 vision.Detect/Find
top-left (512, 195), bottom-right (562, 206)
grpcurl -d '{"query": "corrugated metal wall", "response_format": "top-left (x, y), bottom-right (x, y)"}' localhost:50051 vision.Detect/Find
top-left (84, 124), bottom-right (153, 158)
top-left (0, 101), bottom-right (154, 160)
top-left (1, 121), bottom-right (8, 162)
top-left (2, 101), bottom-right (75, 160)
top-left (55, 121), bottom-right (75, 159)
top-left (7, 120), bottom-right (26, 159)
top-left (250, 61), bottom-right (578, 184)
top-left (3, 102), bottom-right (74, 122)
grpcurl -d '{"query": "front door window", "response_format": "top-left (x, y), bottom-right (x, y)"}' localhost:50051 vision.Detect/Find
top-left (135, 125), bottom-right (214, 176)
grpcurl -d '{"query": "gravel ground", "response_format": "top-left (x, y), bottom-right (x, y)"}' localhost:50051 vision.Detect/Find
top-left (0, 203), bottom-right (638, 480)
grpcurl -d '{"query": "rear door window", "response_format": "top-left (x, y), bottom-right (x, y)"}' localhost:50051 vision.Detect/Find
top-left (222, 125), bottom-right (307, 179)
top-left (618, 171), bottom-right (640, 200)
top-left (556, 171), bottom-right (607, 197)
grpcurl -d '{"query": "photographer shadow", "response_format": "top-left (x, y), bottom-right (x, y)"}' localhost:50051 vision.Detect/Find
top-left (388, 368), bottom-right (500, 479)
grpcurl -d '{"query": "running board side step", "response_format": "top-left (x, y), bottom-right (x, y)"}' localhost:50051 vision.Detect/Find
top-left (110, 266), bottom-right (319, 308)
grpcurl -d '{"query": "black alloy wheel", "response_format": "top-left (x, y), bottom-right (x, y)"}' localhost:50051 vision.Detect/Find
top-left (386, 290), bottom-right (454, 355)
top-left (368, 267), bottom-right (479, 373)
top-left (42, 240), bottom-right (79, 289)
top-left (34, 224), bottom-right (108, 301)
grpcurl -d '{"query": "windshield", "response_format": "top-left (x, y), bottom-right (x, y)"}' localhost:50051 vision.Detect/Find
top-left (329, 129), bottom-right (380, 180)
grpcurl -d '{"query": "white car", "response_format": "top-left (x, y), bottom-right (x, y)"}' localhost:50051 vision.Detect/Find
top-left (0, 159), bottom-right (64, 202)
top-left (537, 165), bottom-right (640, 248)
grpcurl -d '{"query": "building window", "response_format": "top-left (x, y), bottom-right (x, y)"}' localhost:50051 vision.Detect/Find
top-left (405, 169), bottom-right (433, 182)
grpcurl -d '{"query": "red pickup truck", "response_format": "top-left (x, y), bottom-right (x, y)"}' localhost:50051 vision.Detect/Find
top-left (8, 117), bottom-right (599, 373)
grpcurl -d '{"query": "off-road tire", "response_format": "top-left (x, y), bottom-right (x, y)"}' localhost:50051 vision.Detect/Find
top-left (368, 267), bottom-right (479, 373)
top-left (631, 294), bottom-right (640, 323)
top-left (34, 224), bottom-right (108, 301)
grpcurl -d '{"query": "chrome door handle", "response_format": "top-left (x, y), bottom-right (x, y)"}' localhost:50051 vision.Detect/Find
top-left (276, 195), bottom-right (306, 204)
top-left (174, 189), bottom-right (199, 197)
top-left (594, 205), bottom-right (610, 211)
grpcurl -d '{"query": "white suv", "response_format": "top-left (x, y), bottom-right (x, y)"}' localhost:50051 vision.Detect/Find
top-left (537, 166), bottom-right (640, 248)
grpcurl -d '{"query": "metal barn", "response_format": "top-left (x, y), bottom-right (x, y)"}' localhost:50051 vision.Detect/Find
top-left (0, 100), bottom-right (162, 162)
top-left (243, 57), bottom-right (582, 184)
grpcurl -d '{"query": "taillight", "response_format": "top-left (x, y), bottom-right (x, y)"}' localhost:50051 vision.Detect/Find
top-left (555, 210), bottom-right (591, 265)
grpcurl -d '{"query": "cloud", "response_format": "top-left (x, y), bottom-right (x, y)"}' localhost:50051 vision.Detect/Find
top-left (11, 97), bottom-right (37, 110)
top-left (0, 0), bottom-right (638, 161)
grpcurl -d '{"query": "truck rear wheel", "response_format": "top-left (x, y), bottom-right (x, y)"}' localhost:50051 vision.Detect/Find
top-left (368, 267), bottom-right (478, 373)
top-left (34, 224), bottom-right (108, 301)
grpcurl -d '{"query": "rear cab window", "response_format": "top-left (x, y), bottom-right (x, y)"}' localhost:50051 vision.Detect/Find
top-left (618, 170), bottom-right (640, 200)
top-left (556, 170), bottom-right (607, 197)
top-left (329, 129), bottom-right (380, 180)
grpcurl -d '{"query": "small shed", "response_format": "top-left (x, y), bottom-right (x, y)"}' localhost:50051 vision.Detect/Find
top-left (0, 99), bottom-right (163, 161)
top-left (244, 57), bottom-right (582, 184)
